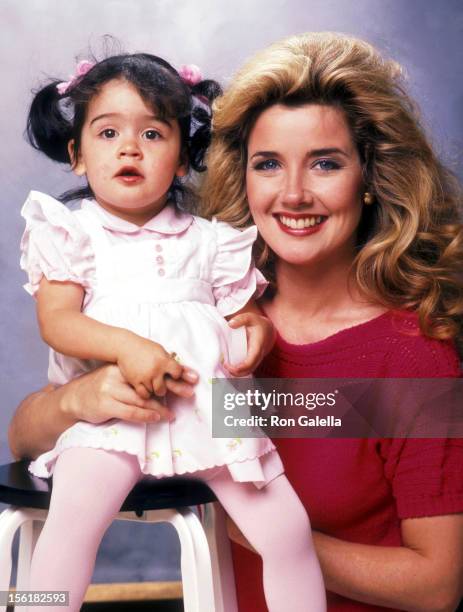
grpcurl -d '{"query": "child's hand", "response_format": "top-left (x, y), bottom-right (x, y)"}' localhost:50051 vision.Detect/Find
top-left (117, 333), bottom-right (183, 399)
top-left (225, 312), bottom-right (276, 377)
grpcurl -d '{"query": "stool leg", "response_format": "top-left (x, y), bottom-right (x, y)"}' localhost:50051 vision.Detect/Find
top-left (143, 508), bottom-right (199, 612)
top-left (202, 502), bottom-right (238, 612)
top-left (117, 507), bottom-right (216, 612)
top-left (178, 508), bottom-right (215, 612)
top-left (17, 519), bottom-right (44, 591)
top-left (0, 508), bottom-right (17, 602)
top-left (0, 508), bottom-right (45, 612)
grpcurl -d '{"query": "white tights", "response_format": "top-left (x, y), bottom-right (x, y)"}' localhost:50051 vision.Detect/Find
top-left (28, 447), bottom-right (326, 611)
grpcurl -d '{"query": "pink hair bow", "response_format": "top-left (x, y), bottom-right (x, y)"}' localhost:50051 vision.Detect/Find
top-left (178, 64), bottom-right (202, 86)
top-left (57, 60), bottom-right (95, 95)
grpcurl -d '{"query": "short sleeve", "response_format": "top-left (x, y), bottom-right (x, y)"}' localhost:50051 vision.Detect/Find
top-left (209, 219), bottom-right (268, 316)
top-left (20, 191), bottom-right (95, 297)
top-left (380, 438), bottom-right (463, 519)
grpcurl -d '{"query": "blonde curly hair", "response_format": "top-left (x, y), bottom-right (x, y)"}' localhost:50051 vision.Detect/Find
top-left (200, 32), bottom-right (463, 344)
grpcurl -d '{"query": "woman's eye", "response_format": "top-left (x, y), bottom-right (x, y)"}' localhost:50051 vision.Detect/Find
top-left (143, 130), bottom-right (161, 140)
top-left (255, 159), bottom-right (280, 171)
top-left (100, 129), bottom-right (117, 139)
top-left (314, 159), bottom-right (340, 171)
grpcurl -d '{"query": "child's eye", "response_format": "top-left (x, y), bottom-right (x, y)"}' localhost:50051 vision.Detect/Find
top-left (100, 129), bottom-right (118, 139)
top-left (313, 159), bottom-right (341, 171)
top-left (143, 129), bottom-right (161, 140)
top-left (254, 159), bottom-right (280, 171)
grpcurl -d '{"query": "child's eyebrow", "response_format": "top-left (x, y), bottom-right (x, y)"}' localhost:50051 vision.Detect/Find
top-left (89, 113), bottom-right (173, 128)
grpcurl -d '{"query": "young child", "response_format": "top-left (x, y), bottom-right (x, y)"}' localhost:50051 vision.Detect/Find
top-left (21, 53), bottom-right (326, 611)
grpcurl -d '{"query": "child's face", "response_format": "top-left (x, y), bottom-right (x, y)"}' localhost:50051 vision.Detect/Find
top-left (69, 79), bottom-right (187, 224)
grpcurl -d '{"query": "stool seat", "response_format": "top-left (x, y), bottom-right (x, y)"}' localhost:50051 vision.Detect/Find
top-left (0, 460), bottom-right (217, 513)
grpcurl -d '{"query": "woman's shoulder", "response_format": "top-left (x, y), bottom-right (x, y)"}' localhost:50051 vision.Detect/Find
top-left (264, 308), bottom-right (461, 378)
top-left (374, 310), bottom-right (461, 377)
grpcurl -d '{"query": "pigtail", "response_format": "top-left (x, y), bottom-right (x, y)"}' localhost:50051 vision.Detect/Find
top-left (26, 82), bottom-right (73, 164)
top-left (188, 79), bottom-right (222, 172)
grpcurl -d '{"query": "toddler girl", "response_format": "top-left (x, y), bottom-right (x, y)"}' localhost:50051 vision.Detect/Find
top-left (21, 52), bottom-right (326, 611)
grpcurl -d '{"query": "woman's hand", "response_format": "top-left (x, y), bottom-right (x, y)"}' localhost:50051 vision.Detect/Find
top-left (116, 332), bottom-right (186, 398)
top-left (9, 363), bottom-right (198, 461)
top-left (63, 364), bottom-right (197, 425)
top-left (225, 312), bottom-right (276, 376)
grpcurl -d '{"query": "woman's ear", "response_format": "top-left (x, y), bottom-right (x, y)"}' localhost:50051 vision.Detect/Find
top-left (67, 140), bottom-right (86, 176)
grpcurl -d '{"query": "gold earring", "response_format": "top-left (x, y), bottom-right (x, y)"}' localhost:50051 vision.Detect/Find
top-left (363, 192), bottom-right (374, 205)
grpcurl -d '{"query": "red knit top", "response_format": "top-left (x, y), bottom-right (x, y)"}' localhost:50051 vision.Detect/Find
top-left (232, 310), bottom-right (463, 612)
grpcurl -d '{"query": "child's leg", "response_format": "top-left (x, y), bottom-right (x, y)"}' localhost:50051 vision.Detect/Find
top-left (28, 447), bottom-right (142, 612)
top-left (206, 471), bottom-right (326, 612)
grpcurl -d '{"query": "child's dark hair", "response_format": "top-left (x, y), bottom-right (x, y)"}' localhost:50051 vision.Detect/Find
top-left (26, 53), bottom-right (222, 206)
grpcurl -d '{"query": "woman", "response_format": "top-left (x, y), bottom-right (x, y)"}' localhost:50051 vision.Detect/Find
top-left (9, 33), bottom-right (463, 611)
top-left (199, 32), bottom-right (463, 611)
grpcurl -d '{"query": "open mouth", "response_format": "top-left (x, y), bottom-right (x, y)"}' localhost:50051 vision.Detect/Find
top-left (115, 167), bottom-right (144, 181)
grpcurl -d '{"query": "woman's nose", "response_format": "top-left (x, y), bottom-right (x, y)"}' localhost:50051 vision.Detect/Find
top-left (281, 168), bottom-right (311, 207)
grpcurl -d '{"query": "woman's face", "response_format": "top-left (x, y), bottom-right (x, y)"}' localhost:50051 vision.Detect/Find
top-left (246, 103), bottom-right (364, 269)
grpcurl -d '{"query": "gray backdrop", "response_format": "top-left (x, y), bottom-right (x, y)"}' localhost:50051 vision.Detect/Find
top-left (1, 0), bottom-right (462, 585)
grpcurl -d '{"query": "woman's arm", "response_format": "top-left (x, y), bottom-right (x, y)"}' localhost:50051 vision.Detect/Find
top-left (313, 514), bottom-right (463, 612)
top-left (228, 515), bottom-right (463, 612)
top-left (8, 364), bottom-right (197, 461)
top-left (8, 383), bottom-right (78, 460)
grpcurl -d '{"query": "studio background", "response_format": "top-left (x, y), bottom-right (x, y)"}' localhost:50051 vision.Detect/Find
top-left (1, 0), bottom-right (462, 586)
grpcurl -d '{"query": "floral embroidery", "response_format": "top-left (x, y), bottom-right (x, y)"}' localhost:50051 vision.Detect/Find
top-left (147, 450), bottom-right (160, 461)
top-left (227, 438), bottom-right (243, 451)
top-left (172, 449), bottom-right (183, 457)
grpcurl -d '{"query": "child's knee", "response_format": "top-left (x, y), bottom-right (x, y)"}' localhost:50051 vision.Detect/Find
top-left (259, 500), bottom-right (313, 559)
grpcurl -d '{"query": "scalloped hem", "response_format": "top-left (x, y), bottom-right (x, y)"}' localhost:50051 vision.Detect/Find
top-left (28, 440), bottom-right (282, 490)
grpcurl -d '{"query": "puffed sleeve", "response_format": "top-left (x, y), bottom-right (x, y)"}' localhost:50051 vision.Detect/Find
top-left (210, 219), bottom-right (268, 316)
top-left (20, 191), bottom-right (95, 297)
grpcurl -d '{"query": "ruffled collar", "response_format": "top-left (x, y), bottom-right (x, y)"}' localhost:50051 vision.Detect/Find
top-left (80, 199), bottom-right (194, 235)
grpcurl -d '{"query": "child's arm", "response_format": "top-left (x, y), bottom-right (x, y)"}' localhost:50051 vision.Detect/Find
top-left (37, 277), bottom-right (183, 398)
top-left (224, 299), bottom-right (276, 376)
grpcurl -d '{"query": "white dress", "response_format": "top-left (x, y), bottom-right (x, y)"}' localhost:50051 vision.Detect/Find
top-left (20, 191), bottom-right (283, 487)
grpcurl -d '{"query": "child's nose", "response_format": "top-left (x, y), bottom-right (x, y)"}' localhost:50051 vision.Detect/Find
top-left (118, 139), bottom-right (142, 158)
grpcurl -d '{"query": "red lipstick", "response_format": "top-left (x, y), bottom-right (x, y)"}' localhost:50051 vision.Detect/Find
top-left (273, 213), bottom-right (328, 236)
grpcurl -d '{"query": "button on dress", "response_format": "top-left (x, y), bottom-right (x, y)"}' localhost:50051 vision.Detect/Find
top-left (20, 192), bottom-right (283, 487)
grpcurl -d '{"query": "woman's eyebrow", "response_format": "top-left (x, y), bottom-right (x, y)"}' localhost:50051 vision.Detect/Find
top-left (250, 147), bottom-right (349, 160)
top-left (249, 150), bottom-right (278, 160)
top-left (308, 147), bottom-right (348, 157)
top-left (89, 112), bottom-right (172, 127)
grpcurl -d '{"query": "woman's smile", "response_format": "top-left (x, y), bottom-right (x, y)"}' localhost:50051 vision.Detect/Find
top-left (274, 212), bottom-right (328, 235)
